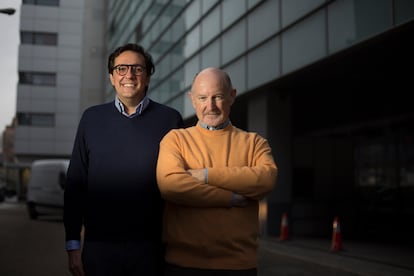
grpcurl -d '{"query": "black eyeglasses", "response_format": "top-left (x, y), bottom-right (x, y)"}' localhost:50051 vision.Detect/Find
top-left (112, 64), bottom-right (146, 76)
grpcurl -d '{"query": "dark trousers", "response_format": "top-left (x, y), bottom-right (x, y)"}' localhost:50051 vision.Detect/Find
top-left (82, 241), bottom-right (163, 276)
top-left (164, 263), bottom-right (257, 276)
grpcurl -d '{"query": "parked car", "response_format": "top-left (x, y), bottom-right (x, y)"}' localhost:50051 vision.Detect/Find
top-left (26, 159), bottom-right (70, 219)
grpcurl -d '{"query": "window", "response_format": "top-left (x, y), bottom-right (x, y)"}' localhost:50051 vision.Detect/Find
top-left (399, 131), bottom-right (414, 187)
top-left (23, 0), bottom-right (59, 6)
top-left (135, 22), bottom-right (142, 42)
top-left (21, 31), bottom-right (58, 46)
top-left (17, 113), bottom-right (55, 127)
top-left (355, 126), bottom-right (414, 188)
top-left (19, 72), bottom-right (56, 86)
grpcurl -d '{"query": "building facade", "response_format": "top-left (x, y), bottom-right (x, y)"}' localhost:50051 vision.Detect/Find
top-left (14, 0), bottom-right (107, 164)
top-left (11, 0), bottom-right (414, 244)
top-left (105, 0), bottom-right (414, 243)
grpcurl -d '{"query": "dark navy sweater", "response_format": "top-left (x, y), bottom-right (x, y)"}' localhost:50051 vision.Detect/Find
top-left (64, 100), bottom-right (183, 243)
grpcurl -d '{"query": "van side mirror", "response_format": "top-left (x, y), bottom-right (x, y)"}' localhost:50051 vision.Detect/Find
top-left (59, 172), bottom-right (66, 190)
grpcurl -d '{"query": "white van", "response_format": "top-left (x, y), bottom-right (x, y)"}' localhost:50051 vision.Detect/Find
top-left (26, 159), bottom-right (70, 219)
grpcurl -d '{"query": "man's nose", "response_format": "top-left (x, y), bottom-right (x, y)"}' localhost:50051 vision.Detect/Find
top-left (125, 66), bottom-right (135, 78)
top-left (206, 98), bottom-right (217, 109)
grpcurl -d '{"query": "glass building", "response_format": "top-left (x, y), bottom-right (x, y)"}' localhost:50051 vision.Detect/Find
top-left (106, 0), bottom-right (414, 242)
top-left (11, 0), bottom-right (413, 242)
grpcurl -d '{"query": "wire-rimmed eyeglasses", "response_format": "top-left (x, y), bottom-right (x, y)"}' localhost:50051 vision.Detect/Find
top-left (112, 64), bottom-right (146, 76)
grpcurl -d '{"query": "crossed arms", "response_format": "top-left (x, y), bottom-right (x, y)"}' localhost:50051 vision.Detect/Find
top-left (156, 130), bottom-right (278, 207)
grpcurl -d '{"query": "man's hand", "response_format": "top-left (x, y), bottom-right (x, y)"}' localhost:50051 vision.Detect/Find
top-left (187, 169), bottom-right (249, 207)
top-left (67, 249), bottom-right (85, 276)
top-left (232, 193), bottom-right (249, 207)
top-left (187, 169), bottom-right (206, 183)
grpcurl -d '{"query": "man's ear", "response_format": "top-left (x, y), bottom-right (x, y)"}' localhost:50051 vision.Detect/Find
top-left (109, 74), bottom-right (115, 86)
top-left (230, 89), bottom-right (237, 105)
top-left (188, 92), bottom-right (196, 107)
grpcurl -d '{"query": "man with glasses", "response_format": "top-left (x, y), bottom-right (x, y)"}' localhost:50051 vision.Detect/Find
top-left (64, 43), bottom-right (183, 276)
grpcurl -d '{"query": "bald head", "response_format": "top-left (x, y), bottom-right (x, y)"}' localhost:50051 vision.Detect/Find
top-left (192, 67), bottom-right (233, 93)
top-left (189, 67), bottom-right (236, 127)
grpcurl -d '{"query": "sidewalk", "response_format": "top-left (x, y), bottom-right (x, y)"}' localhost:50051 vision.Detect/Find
top-left (259, 237), bottom-right (414, 276)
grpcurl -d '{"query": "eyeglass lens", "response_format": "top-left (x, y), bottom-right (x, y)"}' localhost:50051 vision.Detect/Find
top-left (115, 65), bottom-right (145, 76)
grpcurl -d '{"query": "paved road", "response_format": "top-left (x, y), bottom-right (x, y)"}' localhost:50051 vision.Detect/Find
top-left (0, 201), bottom-right (69, 275)
top-left (258, 248), bottom-right (359, 276)
top-left (2, 200), bottom-right (410, 276)
top-left (0, 201), bottom-right (356, 276)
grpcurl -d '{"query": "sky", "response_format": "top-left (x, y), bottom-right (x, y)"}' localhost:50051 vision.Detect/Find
top-left (0, 1), bottom-right (20, 133)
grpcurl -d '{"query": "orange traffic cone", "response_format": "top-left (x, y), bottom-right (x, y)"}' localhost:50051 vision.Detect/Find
top-left (280, 212), bottom-right (289, 241)
top-left (331, 216), bottom-right (343, 251)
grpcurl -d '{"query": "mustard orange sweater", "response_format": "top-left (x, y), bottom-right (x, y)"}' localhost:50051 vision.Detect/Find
top-left (157, 123), bottom-right (277, 270)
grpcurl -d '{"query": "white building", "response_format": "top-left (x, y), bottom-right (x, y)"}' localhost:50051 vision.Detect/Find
top-left (15, 0), bottom-right (107, 164)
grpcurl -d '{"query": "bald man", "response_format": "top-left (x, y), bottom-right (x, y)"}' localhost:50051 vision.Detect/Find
top-left (157, 67), bottom-right (278, 276)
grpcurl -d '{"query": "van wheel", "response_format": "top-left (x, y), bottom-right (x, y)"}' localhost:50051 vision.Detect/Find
top-left (27, 202), bottom-right (38, 220)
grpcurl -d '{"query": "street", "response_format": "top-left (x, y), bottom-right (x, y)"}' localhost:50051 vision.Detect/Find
top-left (257, 249), bottom-right (358, 276)
top-left (0, 200), bottom-right (356, 276)
top-left (0, 200), bottom-right (69, 275)
top-left (1, 200), bottom-right (410, 276)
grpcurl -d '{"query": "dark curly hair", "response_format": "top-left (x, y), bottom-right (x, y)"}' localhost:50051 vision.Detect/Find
top-left (108, 43), bottom-right (155, 76)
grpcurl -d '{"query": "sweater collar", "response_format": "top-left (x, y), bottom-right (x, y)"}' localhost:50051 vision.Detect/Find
top-left (199, 120), bottom-right (230, 131)
top-left (114, 96), bottom-right (149, 118)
